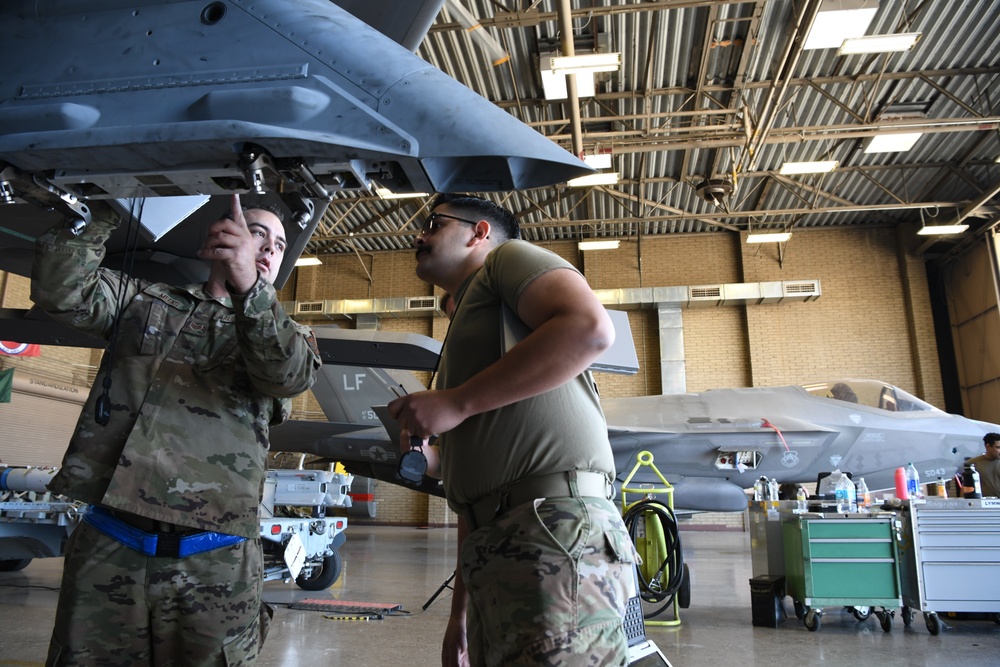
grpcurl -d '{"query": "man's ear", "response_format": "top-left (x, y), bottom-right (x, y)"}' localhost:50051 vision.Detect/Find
top-left (471, 220), bottom-right (492, 244)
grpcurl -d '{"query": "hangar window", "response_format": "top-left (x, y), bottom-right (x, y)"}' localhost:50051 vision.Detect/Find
top-left (800, 380), bottom-right (943, 414)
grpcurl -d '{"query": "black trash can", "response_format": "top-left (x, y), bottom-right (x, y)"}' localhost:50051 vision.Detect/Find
top-left (749, 575), bottom-right (786, 628)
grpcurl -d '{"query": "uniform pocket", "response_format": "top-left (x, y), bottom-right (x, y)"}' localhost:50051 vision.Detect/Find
top-left (221, 610), bottom-right (263, 667)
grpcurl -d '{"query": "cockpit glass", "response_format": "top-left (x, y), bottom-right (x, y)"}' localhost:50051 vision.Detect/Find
top-left (800, 380), bottom-right (943, 414)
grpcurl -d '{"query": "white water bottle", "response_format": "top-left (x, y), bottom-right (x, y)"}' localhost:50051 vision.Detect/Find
top-left (906, 462), bottom-right (923, 500)
top-left (835, 475), bottom-right (853, 513)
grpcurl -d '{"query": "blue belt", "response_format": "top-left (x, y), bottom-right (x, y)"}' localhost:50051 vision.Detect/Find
top-left (83, 506), bottom-right (246, 558)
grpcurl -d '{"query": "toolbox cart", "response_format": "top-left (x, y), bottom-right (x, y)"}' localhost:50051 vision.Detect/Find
top-left (895, 498), bottom-right (1000, 635)
top-left (782, 512), bottom-right (902, 632)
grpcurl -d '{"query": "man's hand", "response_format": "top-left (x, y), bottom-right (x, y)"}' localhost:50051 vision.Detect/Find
top-left (387, 389), bottom-right (466, 440)
top-left (442, 615), bottom-right (470, 667)
top-left (197, 194), bottom-right (259, 294)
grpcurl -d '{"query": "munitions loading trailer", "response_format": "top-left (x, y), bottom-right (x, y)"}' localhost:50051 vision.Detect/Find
top-left (2, 465), bottom-right (352, 592)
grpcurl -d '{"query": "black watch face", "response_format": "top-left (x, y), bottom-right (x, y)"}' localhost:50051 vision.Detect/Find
top-left (396, 449), bottom-right (428, 485)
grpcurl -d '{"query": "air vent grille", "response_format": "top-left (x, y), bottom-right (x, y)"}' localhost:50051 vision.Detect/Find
top-left (783, 280), bottom-right (821, 298)
top-left (690, 286), bottom-right (722, 299)
top-left (407, 297), bottom-right (437, 310)
top-left (296, 301), bottom-right (325, 314)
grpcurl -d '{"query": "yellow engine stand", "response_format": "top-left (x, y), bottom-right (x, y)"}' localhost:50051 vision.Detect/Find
top-left (621, 450), bottom-right (681, 627)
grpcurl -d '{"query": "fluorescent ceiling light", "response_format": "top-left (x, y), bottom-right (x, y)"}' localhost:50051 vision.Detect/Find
top-left (583, 153), bottom-right (613, 170)
top-left (540, 70), bottom-right (595, 100)
top-left (375, 187), bottom-right (428, 200)
top-left (568, 172), bottom-right (620, 187)
top-left (746, 232), bottom-right (792, 244)
top-left (917, 225), bottom-right (968, 236)
top-left (549, 53), bottom-right (621, 74)
top-left (778, 160), bottom-right (839, 175)
top-left (578, 239), bottom-right (621, 251)
top-left (295, 256), bottom-right (323, 267)
top-left (864, 132), bottom-right (922, 153)
top-left (838, 32), bottom-right (921, 55)
top-left (803, 0), bottom-right (879, 50)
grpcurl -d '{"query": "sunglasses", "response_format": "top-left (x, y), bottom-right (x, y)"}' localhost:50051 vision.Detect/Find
top-left (418, 212), bottom-right (481, 236)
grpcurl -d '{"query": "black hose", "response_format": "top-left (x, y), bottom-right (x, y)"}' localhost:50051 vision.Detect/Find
top-left (621, 498), bottom-right (684, 603)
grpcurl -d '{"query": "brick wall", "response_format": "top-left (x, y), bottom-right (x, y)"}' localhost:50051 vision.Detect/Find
top-left (2, 223), bottom-right (945, 532)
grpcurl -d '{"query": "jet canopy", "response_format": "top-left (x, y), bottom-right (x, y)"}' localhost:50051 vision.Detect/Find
top-left (800, 379), bottom-right (944, 414)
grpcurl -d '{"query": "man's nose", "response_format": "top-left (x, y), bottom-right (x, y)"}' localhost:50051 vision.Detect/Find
top-left (413, 234), bottom-right (427, 249)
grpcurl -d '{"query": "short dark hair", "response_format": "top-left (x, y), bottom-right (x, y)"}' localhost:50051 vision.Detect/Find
top-left (985, 433), bottom-right (1000, 445)
top-left (242, 201), bottom-right (286, 226)
top-left (431, 194), bottom-right (520, 242)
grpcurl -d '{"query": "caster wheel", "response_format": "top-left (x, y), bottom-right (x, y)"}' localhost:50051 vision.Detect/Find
top-left (925, 613), bottom-right (941, 636)
top-left (805, 609), bottom-right (821, 632)
top-left (852, 606), bottom-right (872, 621)
top-left (902, 606), bottom-right (914, 627)
top-left (793, 600), bottom-right (806, 620)
top-left (879, 610), bottom-right (893, 633)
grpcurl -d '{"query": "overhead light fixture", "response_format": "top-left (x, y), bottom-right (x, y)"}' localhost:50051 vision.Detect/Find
top-left (802, 0), bottom-right (879, 51)
top-left (746, 232), bottom-right (792, 244)
top-left (838, 32), bottom-right (921, 55)
top-left (778, 160), bottom-right (839, 175)
top-left (568, 172), bottom-right (620, 187)
top-left (917, 224), bottom-right (968, 236)
top-left (583, 153), bottom-right (613, 170)
top-left (549, 52), bottom-right (622, 74)
top-left (539, 51), bottom-right (596, 100)
top-left (375, 187), bottom-right (428, 200)
top-left (578, 239), bottom-right (620, 251)
top-left (294, 256), bottom-right (323, 267)
top-left (864, 132), bottom-right (922, 153)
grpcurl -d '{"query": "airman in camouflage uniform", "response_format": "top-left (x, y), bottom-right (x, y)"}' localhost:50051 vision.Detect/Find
top-left (31, 195), bottom-right (321, 666)
top-left (389, 195), bottom-right (635, 666)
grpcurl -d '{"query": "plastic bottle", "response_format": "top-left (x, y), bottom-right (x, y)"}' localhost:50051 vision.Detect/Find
top-left (857, 477), bottom-right (871, 512)
top-left (962, 463), bottom-right (982, 499)
top-left (768, 477), bottom-right (779, 503)
top-left (796, 486), bottom-right (808, 513)
top-left (905, 462), bottom-right (923, 500)
top-left (935, 477), bottom-right (947, 498)
top-left (835, 474), bottom-right (854, 513)
top-left (753, 477), bottom-right (766, 501)
top-left (894, 466), bottom-right (909, 500)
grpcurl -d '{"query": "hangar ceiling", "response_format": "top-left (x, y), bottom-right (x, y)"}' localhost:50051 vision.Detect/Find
top-left (309, 0), bottom-right (1000, 261)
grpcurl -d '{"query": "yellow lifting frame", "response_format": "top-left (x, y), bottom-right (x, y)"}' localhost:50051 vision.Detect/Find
top-left (620, 450), bottom-right (681, 627)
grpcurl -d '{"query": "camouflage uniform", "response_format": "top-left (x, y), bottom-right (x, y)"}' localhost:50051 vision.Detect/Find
top-left (438, 241), bottom-right (635, 666)
top-left (462, 497), bottom-right (635, 666)
top-left (31, 205), bottom-right (321, 666)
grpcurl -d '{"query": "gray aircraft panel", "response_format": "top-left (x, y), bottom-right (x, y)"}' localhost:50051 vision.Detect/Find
top-left (0, 0), bottom-right (592, 299)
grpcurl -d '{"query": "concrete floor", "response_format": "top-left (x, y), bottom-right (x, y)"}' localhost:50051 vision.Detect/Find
top-left (2, 526), bottom-right (998, 666)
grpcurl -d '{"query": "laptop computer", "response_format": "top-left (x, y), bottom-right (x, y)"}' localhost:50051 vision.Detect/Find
top-left (623, 576), bottom-right (674, 666)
